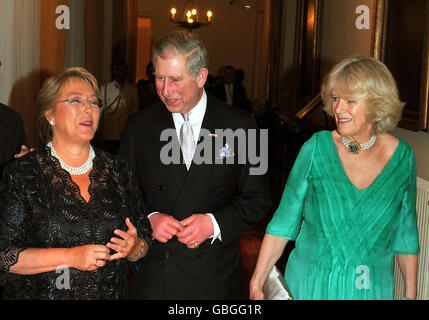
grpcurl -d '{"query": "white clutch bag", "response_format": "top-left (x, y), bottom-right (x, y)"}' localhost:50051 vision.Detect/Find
top-left (262, 265), bottom-right (293, 300)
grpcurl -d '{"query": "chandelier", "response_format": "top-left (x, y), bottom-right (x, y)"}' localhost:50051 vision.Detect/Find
top-left (169, 3), bottom-right (213, 31)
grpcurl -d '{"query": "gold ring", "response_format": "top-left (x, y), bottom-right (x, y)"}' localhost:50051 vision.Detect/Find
top-left (193, 242), bottom-right (199, 248)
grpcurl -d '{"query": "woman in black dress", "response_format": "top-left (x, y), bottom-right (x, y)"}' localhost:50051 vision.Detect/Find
top-left (0, 67), bottom-right (152, 299)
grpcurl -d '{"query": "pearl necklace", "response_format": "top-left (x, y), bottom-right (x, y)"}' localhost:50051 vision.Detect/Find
top-left (47, 142), bottom-right (95, 175)
top-left (341, 135), bottom-right (377, 155)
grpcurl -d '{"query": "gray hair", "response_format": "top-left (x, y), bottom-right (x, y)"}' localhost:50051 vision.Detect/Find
top-left (152, 31), bottom-right (209, 78)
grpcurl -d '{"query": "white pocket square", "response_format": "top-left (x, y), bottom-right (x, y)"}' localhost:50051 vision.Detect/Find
top-left (217, 143), bottom-right (234, 159)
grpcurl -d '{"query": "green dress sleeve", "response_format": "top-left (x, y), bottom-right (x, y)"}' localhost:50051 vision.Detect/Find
top-left (266, 133), bottom-right (317, 240)
top-left (391, 148), bottom-right (420, 255)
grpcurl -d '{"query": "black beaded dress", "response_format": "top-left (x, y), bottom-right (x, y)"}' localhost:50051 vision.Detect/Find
top-left (0, 146), bottom-right (152, 299)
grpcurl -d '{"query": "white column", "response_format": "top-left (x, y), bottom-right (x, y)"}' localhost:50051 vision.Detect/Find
top-left (64, 0), bottom-right (86, 69)
top-left (0, 0), bottom-right (14, 104)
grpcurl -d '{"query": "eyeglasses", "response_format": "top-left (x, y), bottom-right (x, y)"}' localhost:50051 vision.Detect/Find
top-left (58, 98), bottom-right (103, 108)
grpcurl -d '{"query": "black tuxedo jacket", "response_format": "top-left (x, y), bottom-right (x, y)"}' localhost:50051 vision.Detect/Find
top-left (119, 95), bottom-right (271, 299)
top-left (0, 103), bottom-right (26, 176)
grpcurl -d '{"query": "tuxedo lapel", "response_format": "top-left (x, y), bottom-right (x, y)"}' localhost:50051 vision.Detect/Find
top-left (196, 100), bottom-right (218, 148)
top-left (153, 106), bottom-right (189, 213)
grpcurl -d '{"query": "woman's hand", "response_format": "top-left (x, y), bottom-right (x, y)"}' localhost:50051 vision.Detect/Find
top-left (68, 244), bottom-right (110, 271)
top-left (249, 271), bottom-right (266, 300)
top-left (107, 218), bottom-right (139, 260)
top-left (249, 234), bottom-right (289, 300)
top-left (249, 283), bottom-right (264, 300)
top-left (397, 255), bottom-right (418, 299)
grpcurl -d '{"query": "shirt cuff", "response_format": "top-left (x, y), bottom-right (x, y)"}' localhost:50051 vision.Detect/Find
top-left (147, 211), bottom-right (159, 218)
top-left (206, 213), bottom-right (222, 244)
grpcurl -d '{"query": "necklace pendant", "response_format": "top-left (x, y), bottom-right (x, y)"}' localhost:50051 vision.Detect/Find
top-left (348, 143), bottom-right (360, 154)
top-left (341, 134), bottom-right (377, 155)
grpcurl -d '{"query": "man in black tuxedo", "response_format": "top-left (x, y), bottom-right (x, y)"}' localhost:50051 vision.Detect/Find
top-left (213, 65), bottom-right (251, 112)
top-left (0, 103), bottom-right (26, 175)
top-left (119, 31), bottom-right (271, 299)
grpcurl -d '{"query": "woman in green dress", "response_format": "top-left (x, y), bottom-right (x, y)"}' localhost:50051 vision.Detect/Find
top-left (250, 57), bottom-right (420, 300)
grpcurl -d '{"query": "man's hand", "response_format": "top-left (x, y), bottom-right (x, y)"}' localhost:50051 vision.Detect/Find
top-left (177, 214), bottom-right (214, 249)
top-left (14, 145), bottom-right (36, 158)
top-left (149, 213), bottom-right (184, 243)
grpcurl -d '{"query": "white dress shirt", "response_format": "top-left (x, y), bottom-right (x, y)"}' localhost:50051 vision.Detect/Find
top-left (171, 89), bottom-right (207, 146)
top-left (150, 90), bottom-right (222, 243)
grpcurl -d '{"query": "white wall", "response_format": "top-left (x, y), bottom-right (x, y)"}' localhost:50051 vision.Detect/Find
top-left (393, 128), bottom-right (429, 181)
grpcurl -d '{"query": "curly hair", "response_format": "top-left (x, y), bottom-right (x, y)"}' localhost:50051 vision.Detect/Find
top-left (321, 56), bottom-right (405, 135)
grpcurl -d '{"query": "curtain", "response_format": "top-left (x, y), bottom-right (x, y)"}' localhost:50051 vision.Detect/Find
top-left (0, 0), bottom-right (41, 147)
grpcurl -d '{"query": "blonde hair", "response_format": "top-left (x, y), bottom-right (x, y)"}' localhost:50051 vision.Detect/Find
top-left (321, 56), bottom-right (405, 134)
top-left (37, 67), bottom-right (99, 143)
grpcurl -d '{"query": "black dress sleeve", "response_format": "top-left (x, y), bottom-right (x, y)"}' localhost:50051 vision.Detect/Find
top-left (124, 163), bottom-right (153, 245)
top-left (0, 161), bottom-right (34, 284)
top-left (115, 160), bottom-right (152, 273)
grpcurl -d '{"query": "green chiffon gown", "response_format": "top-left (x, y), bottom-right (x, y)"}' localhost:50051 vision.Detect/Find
top-left (267, 131), bottom-right (420, 300)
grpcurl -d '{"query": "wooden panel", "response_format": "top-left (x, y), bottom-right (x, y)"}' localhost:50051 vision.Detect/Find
top-left (85, 0), bottom-right (105, 82)
top-left (374, 0), bottom-right (429, 131)
top-left (40, 0), bottom-right (68, 82)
